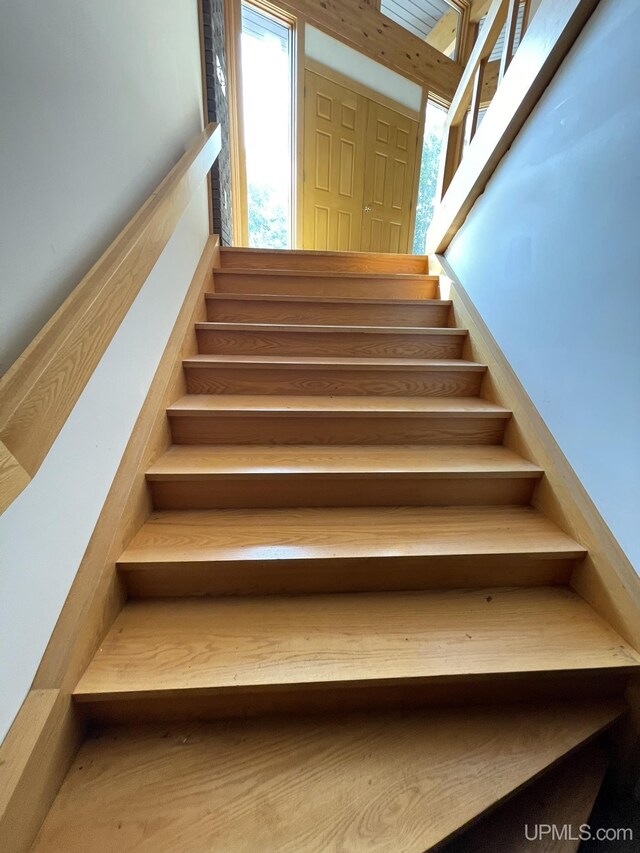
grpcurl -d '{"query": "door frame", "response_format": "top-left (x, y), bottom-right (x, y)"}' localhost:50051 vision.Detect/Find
top-left (409, 86), bottom-right (428, 253)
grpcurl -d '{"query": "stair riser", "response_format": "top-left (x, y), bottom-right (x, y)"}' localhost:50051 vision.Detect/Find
top-left (213, 272), bottom-right (438, 300)
top-left (184, 366), bottom-right (484, 397)
top-left (148, 475), bottom-right (539, 510)
top-left (74, 672), bottom-right (629, 724)
top-left (219, 248), bottom-right (429, 273)
top-left (196, 329), bottom-right (465, 359)
top-left (119, 554), bottom-right (576, 597)
top-left (206, 299), bottom-right (451, 327)
top-left (168, 414), bottom-right (509, 446)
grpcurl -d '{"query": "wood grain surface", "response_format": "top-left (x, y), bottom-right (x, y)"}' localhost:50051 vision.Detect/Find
top-left (32, 703), bottom-right (622, 853)
top-left (74, 587), bottom-right (640, 703)
top-left (206, 293), bottom-right (452, 327)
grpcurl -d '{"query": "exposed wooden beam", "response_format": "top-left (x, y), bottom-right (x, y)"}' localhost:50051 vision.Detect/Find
top-left (271, 0), bottom-right (462, 101)
top-left (480, 59), bottom-right (500, 104)
top-left (448, 0), bottom-right (508, 127)
top-left (438, 0), bottom-right (507, 197)
top-left (426, 0), bottom-right (494, 61)
top-left (470, 0), bottom-right (495, 21)
top-left (426, 9), bottom-right (460, 58)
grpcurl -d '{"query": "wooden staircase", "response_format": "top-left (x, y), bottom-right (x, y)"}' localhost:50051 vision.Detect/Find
top-left (33, 248), bottom-right (640, 851)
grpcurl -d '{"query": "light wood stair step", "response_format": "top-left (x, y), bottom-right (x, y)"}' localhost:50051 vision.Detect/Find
top-left (195, 322), bottom-right (466, 359)
top-left (219, 245), bottom-right (430, 273)
top-left (183, 354), bottom-right (486, 397)
top-left (118, 504), bottom-right (587, 596)
top-left (441, 740), bottom-right (609, 853)
top-left (206, 292), bottom-right (452, 327)
top-left (32, 702), bottom-right (623, 853)
top-left (168, 395), bottom-right (510, 445)
top-left (146, 444), bottom-right (543, 509)
top-left (73, 588), bottom-right (640, 719)
top-left (212, 268), bottom-right (439, 299)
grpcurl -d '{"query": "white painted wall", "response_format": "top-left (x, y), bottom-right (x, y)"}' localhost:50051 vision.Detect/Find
top-left (0, 188), bottom-right (209, 743)
top-left (305, 25), bottom-right (422, 112)
top-left (446, 0), bottom-right (640, 570)
top-left (0, 1), bottom-right (208, 741)
top-left (0, 0), bottom-right (205, 373)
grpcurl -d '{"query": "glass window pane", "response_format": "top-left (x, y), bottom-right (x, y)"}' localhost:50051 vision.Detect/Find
top-left (241, 5), bottom-right (292, 248)
top-left (413, 100), bottom-right (447, 254)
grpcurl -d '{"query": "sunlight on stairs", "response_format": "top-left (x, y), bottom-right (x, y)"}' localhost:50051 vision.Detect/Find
top-left (33, 247), bottom-right (640, 852)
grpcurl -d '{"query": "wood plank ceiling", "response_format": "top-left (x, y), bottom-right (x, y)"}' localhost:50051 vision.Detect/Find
top-left (381, 0), bottom-right (453, 41)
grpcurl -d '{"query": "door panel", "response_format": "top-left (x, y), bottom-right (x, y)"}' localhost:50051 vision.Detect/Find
top-left (361, 101), bottom-right (419, 253)
top-left (303, 72), bottom-right (367, 252)
top-left (302, 69), bottom-right (419, 253)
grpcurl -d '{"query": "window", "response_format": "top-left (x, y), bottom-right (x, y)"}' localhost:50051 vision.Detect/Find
top-left (240, 4), bottom-right (293, 248)
top-left (412, 99), bottom-right (447, 254)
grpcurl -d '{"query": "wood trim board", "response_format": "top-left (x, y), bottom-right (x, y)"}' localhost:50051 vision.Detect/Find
top-left (0, 238), bottom-right (221, 853)
top-left (197, 0), bottom-right (215, 235)
top-left (294, 18), bottom-right (305, 248)
top-left (447, 0), bottom-right (507, 128)
top-left (435, 254), bottom-right (640, 653)
top-left (0, 691), bottom-right (81, 853)
top-left (408, 86), bottom-right (429, 251)
top-left (224, 0), bottom-right (248, 246)
top-left (0, 124), bottom-right (221, 515)
top-left (269, 0), bottom-right (462, 99)
top-left (436, 251), bottom-right (640, 790)
top-left (35, 237), bottom-right (221, 693)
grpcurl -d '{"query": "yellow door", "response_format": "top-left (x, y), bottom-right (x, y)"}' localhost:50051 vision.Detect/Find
top-left (360, 101), bottom-right (419, 253)
top-left (302, 71), bottom-right (367, 251)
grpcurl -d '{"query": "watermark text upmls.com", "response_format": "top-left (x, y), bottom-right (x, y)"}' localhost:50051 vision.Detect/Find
top-left (525, 824), bottom-right (634, 843)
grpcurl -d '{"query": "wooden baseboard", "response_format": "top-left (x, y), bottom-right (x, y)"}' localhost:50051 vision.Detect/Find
top-left (0, 691), bottom-right (81, 852)
top-left (436, 255), bottom-right (640, 652)
top-left (0, 235), bottom-right (220, 852)
top-left (435, 253), bottom-right (640, 792)
top-left (33, 236), bottom-right (220, 695)
top-left (0, 442), bottom-right (31, 516)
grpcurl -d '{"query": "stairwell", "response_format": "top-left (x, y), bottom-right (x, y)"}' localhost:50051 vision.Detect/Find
top-left (32, 248), bottom-right (640, 851)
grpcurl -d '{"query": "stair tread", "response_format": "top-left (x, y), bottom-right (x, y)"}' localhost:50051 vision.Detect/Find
top-left (168, 394), bottom-right (508, 415)
top-left (195, 321), bottom-right (466, 335)
top-left (220, 245), bottom-right (428, 266)
top-left (32, 702), bottom-right (623, 853)
top-left (74, 588), bottom-right (640, 699)
top-left (32, 706), bottom-right (622, 853)
top-left (441, 740), bottom-right (609, 853)
top-left (146, 444), bottom-right (543, 479)
top-left (119, 505), bottom-right (586, 565)
top-left (216, 268), bottom-right (437, 281)
top-left (184, 353), bottom-right (484, 369)
top-left (206, 292), bottom-right (451, 306)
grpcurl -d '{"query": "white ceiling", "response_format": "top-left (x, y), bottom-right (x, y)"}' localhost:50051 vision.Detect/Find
top-left (380, 0), bottom-right (453, 41)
